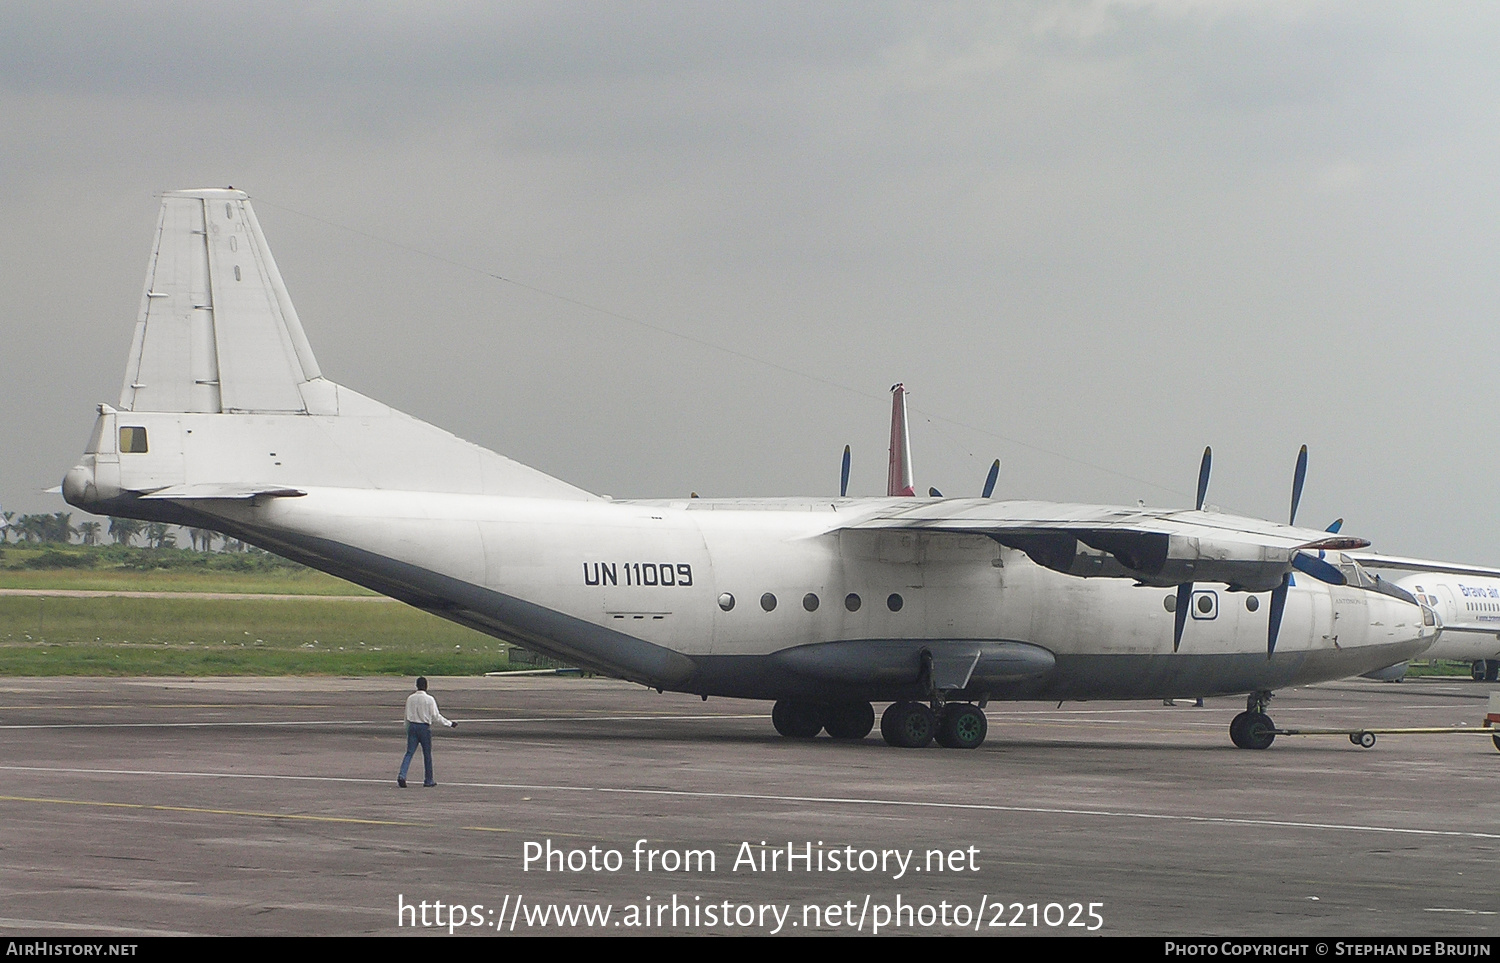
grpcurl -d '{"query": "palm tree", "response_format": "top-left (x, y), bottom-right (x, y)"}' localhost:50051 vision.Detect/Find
top-left (1, 511), bottom-right (13, 543)
top-left (108, 517), bottom-right (144, 546)
top-left (144, 522), bottom-right (176, 550)
top-left (77, 521), bottom-right (102, 546)
top-left (40, 512), bottom-right (75, 543)
top-left (15, 514), bottom-right (44, 543)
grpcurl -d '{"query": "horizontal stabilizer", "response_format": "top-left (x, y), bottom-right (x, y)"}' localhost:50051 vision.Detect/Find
top-left (140, 483), bottom-right (307, 501)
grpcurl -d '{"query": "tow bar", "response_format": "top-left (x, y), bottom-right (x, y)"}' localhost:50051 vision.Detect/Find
top-left (1273, 693), bottom-right (1500, 750)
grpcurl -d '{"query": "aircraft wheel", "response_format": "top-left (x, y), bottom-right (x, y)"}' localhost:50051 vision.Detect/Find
top-left (1353, 731), bottom-right (1376, 749)
top-left (1473, 661), bottom-right (1487, 682)
top-left (1492, 732), bottom-right (1500, 753)
top-left (1230, 711), bottom-right (1276, 750)
top-left (935, 703), bottom-right (988, 749)
top-left (824, 701), bottom-right (875, 740)
top-left (1229, 712), bottom-right (1249, 748)
top-left (1486, 661), bottom-right (1499, 682)
top-left (881, 701), bottom-right (935, 748)
top-left (771, 699), bottom-right (824, 739)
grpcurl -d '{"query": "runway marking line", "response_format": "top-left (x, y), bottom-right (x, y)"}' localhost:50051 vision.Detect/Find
top-left (3, 765), bottom-right (1498, 842)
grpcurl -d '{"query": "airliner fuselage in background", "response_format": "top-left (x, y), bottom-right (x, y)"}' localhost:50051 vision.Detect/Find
top-left (1343, 555), bottom-right (1500, 682)
top-left (62, 189), bottom-right (1434, 750)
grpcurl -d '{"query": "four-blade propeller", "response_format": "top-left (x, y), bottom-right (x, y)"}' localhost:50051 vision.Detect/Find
top-left (1172, 446), bottom-right (1213, 652)
top-left (1173, 444), bottom-right (1348, 659)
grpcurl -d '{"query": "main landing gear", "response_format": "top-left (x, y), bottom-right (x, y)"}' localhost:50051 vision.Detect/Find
top-left (769, 699), bottom-right (990, 748)
top-left (1229, 690), bottom-right (1276, 750)
top-left (880, 701), bottom-right (988, 749)
top-left (771, 700), bottom-right (875, 740)
top-left (1472, 660), bottom-right (1499, 682)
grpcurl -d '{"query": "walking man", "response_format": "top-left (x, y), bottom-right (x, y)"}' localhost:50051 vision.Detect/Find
top-left (399, 676), bottom-right (456, 788)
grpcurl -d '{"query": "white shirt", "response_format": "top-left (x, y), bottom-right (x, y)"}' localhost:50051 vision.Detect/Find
top-left (405, 690), bottom-right (454, 727)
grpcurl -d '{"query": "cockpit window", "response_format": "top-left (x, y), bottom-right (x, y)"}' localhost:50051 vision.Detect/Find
top-left (119, 426), bottom-right (148, 453)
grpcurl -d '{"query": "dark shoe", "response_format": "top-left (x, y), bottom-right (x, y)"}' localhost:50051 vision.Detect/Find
top-left (423, 782), bottom-right (437, 787)
top-left (398, 777), bottom-right (407, 788)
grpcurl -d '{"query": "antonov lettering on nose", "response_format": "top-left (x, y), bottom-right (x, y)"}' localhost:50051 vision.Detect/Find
top-left (62, 189), bottom-right (1435, 750)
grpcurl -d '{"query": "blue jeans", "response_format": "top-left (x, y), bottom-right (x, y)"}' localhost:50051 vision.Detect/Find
top-left (400, 722), bottom-right (434, 785)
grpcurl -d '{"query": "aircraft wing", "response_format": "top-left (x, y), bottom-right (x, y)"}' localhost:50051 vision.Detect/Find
top-left (1343, 552), bottom-right (1500, 580)
top-left (838, 499), bottom-right (1366, 591)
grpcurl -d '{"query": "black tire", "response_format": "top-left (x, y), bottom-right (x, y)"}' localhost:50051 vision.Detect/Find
top-left (1358, 731), bottom-right (1377, 749)
top-left (1492, 732), bottom-right (1500, 753)
top-left (1474, 661), bottom-right (1487, 682)
top-left (771, 699), bottom-right (824, 738)
top-left (936, 704), bottom-right (988, 749)
top-left (880, 701), bottom-right (935, 748)
top-left (1229, 711), bottom-right (1250, 749)
top-left (1230, 711), bottom-right (1276, 750)
top-left (823, 701), bottom-right (875, 740)
top-left (1241, 711), bottom-right (1275, 750)
top-left (1486, 661), bottom-right (1499, 683)
top-left (879, 703), bottom-right (899, 744)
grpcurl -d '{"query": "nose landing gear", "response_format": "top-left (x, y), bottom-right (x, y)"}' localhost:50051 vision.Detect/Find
top-left (1229, 690), bottom-right (1277, 750)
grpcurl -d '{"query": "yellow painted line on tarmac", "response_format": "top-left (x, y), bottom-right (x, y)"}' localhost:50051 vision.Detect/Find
top-left (0, 793), bottom-right (418, 827)
top-left (0, 792), bottom-right (592, 839)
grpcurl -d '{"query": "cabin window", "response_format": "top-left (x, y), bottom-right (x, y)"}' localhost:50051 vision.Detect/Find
top-left (717, 593), bottom-right (735, 612)
top-left (844, 593), bottom-right (862, 612)
top-left (887, 593), bottom-right (904, 612)
top-left (119, 426), bottom-right (148, 453)
top-left (1245, 596), bottom-right (1260, 612)
top-left (760, 593), bottom-right (777, 612)
top-left (1163, 594), bottom-right (1177, 613)
top-left (802, 593), bottom-right (819, 612)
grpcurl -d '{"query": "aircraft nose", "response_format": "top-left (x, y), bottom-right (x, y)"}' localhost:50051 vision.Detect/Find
top-left (61, 463), bottom-right (95, 507)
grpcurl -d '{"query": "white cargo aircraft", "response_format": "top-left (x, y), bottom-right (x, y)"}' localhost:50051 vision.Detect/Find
top-left (62, 189), bottom-right (1435, 750)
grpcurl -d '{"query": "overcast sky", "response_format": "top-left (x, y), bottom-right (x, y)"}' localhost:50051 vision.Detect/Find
top-left (3, 1), bottom-right (1499, 563)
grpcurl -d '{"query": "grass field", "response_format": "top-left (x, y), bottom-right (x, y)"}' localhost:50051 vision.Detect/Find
top-left (0, 543), bottom-right (375, 595)
top-left (0, 543), bottom-right (511, 675)
top-left (0, 595), bottom-right (512, 676)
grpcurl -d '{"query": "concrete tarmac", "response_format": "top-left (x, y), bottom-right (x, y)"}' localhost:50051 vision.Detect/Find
top-left (0, 674), bottom-right (1495, 937)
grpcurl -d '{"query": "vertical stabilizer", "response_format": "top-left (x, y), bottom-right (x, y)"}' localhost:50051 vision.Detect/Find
top-left (120, 189), bottom-right (326, 415)
top-left (887, 383), bottom-right (915, 497)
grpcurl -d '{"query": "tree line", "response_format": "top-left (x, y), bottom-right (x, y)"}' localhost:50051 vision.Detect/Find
top-left (0, 511), bottom-right (243, 552)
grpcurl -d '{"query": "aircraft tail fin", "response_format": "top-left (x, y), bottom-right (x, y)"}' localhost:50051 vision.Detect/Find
top-left (887, 383), bottom-right (915, 497)
top-left (121, 188), bottom-right (330, 416)
top-left (64, 189), bottom-right (594, 509)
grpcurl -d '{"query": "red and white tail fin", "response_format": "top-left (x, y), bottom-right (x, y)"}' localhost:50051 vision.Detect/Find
top-left (887, 383), bottom-right (915, 497)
